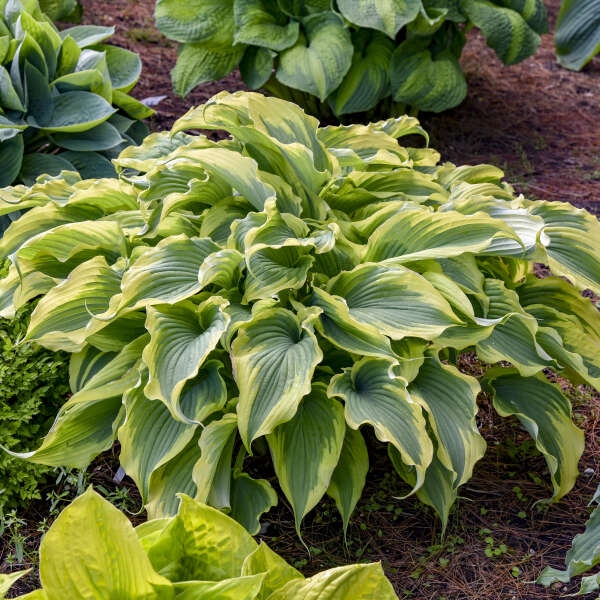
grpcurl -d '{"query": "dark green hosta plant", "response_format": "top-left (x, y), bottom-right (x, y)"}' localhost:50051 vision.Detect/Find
top-left (0, 0), bottom-right (153, 187)
top-left (555, 0), bottom-right (600, 70)
top-left (38, 0), bottom-right (81, 21)
top-left (1, 91), bottom-right (599, 537)
top-left (154, 0), bottom-right (548, 116)
top-left (1, 488), bottom-right (398, 599)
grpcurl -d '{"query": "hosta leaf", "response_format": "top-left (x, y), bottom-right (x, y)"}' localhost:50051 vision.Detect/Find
top-left (172, 43), bottom-right (245, 98)
top-left (25, 255), bottom-right (123, 352)
top-left (0, 134), bottom-right (24, 187)
top-left (0, 64), bottom-right (25, 111)
top-left (59, 150), bottom-right (117, 179)
top-left (98, 43), bottom-right (142, 91)
top-left (365, 208), bottom-right (520, 264)
top-left (337, 0), bottom-right (422, 38)
top-left (390, 42), bottom-right (467, 112)
top-left (268, 563), bottom-right (397, 600)
top-left (116, 236), bottom-right (221, 312)
top-left (112, 89), bottom-right (155, 119)
top-left (460, 0), bottom-right (541, 65)
top-left (234, 0), bottom-right (299, 51)
top-left (240, 45), bottom-right (275, 90)
top-left (39, 489), bottom-right (172, 599)
top-left (409, 354), bottom-right (486, 489)
top-left (41, 91), bottom-right (116, 133)
top-left (276, 12), bottom-right (353, 102)
top-left (268, 384), bottom-right (345, 535)
top-left (146, 495), bottom-right (258, 582)
top-left (232, 307), bottom-right (323, 448)
top-left (230, 473), bottom-right (278, 535)
top-left (118, 377), bottom-right (196, 505)
top-left (0, 570), bottom-right (30, 597)
top-left (173, 576), bottom-right (265, 600)
top-left (59, 25), bottom-right (115, 47)
top-left (329, 357), bottom-right (433, 493)
top-left (51, 121), bottom-right (124, 152)
top-left (327, 264), bottom-right (462, 340)
top-left (329, 30), bottom-right (394, 116)
top-left (501, 0), bottom-right (548, 34)
top-left (242, 543), bottom-right (303, 599)
top-left (19, 153), bottom-right (76, 186)
top-left (485, 369), bottom-right (584, 502)
top-left (327, 426), bottom-right (369, 537)
top-left (192, 414), bottom-right (238, 509)
top-left (143, 297), bottom-right (230, 414)
top-left (155, 0), bottom-right (233, 44)
top-left (555, 0), bottom-right (600, 70)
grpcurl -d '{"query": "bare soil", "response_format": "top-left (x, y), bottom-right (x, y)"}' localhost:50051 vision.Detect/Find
top-left (3, 1), bottom-right (600, 598)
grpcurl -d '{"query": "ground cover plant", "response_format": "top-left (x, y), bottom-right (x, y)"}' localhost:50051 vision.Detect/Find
top-left (555, 0), bottom-right (600, 70)
top-left (0, 0), bottom-right (153, 187)
top-left (1, 91), bottom-right (599, 546)
top-left (153, 0), bottom-right (548, 116)
top-left (0, 487), bottom-right (398, 598)
top-left (0, 289), bottom-right (69, 514)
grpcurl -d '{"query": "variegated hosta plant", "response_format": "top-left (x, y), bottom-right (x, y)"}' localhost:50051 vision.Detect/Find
top-left (1, 488), bottom-right (398, 599)
top-left (154, 0), bottom-right (548, 116)
top-left (1, 91), bottom-right (599, 537)
top-left (0, 0), bottom-right (153, 187)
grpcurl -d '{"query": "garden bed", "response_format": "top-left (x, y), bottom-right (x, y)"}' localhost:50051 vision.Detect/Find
top-left (2, 1), bottom-right (600, 599)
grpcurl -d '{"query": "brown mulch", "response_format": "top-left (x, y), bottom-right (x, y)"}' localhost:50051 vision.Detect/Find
top-left (3, 1), bottom-right (600, 598)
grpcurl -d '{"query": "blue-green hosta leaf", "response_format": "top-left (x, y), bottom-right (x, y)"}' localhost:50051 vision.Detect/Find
top-left (25, 255), bottom-right (123, 352)
top-left (146, 433), bottom-right (201, 519)
top-left (475, 279), bottom-right (553, 376)
top-left (146, 495), bottom-right (258, 582)
top-left (230, 473), bottom-right (278, 535)
top-left (329, 357), bottom-right (433, 493)
top-left (485, 369), bottom-right (584, 502)
top-left (155, 0), bottom-right (233, 44)
top-left (555, 0), bottom-right (600, 70)
top-left (390, 444), bottom-right (457, 533)
top-left (143, 297), bottom-right (230, 415)
top-left (409, 354), bottom-right (486, 489)
top-left (538, 501), bottom-right (600, 590)
top-left (8, 336), bottom-right (146, 468)
top-left (60, 150), bottom-right (118, 179)
top-left (232, 307), bottom-right (323, 448)
top-left (365, 208), bottom-right (521, 264)
top-left (51, 121), bottom-right (125, 152)
top-left (0, 64), bottom-right (25, 111)
top-left (337, 0), bottom-right (422, 38)
top-left (0, 134), bottom-right (24, 187)
top-left (241, 542), bottom-right (303, 599)
top-left (327, 263), bottom-right (463, 340)
top-left (173, 575), bottom-right (265, 600)
top-left (268, 384), bottom-right (345, 535)
top-left (192, 413), bottom-right (238, 509)
top-left (96, 43), bottom-right (142, 91)
top-left (172, 42), bottom-right (246, 98)
top-left (116, 236), bottom-right (221, 312)
top-left (41, 91), bottom-right (117, 133)
top-left (59, 25), bottom-right (115, 47)
top-left (267, 563), bottom-right (397, 600)
top-left (460, 0), bottom-right (541, 65)
top-left (390, 42), bottom-right (467, 112)
top-left (39, 489), bottom-right (173, 599)
top-left (276, 12), bottom-right (353, 102)
top-left (19, 153), bottom-right (76, 187)
top-left (118, 376), bottom-right (197, 505)
top-left (328, 30), bottom-right (394, 116)
top-left (523, 199), bottom-right (600, 295)
top-left (310, 287), bottom-right (395, 359)
top-left (240, 45), bottom-right (275, 90)
top-left (234, 0), bottom-right (299, 51)
top-left (326, 426), bottom-right (369, 537)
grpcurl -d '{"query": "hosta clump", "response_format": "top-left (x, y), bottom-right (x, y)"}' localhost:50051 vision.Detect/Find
top-left (0, 0), bottom-right (153, 187)
top-left (2, 91), bottom-right (599, 537)
top-left (154, 0), bottom-right (547, 116)
top-left (1, 488), bottom-right (398, 599)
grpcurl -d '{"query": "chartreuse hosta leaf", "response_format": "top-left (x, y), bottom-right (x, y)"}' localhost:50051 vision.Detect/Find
top-left (0, 0), bottom-right (150, 185)
top-left (3, 91), bottom-right (600, 540)
top-left (2, 489), bottom-right (398, 599)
